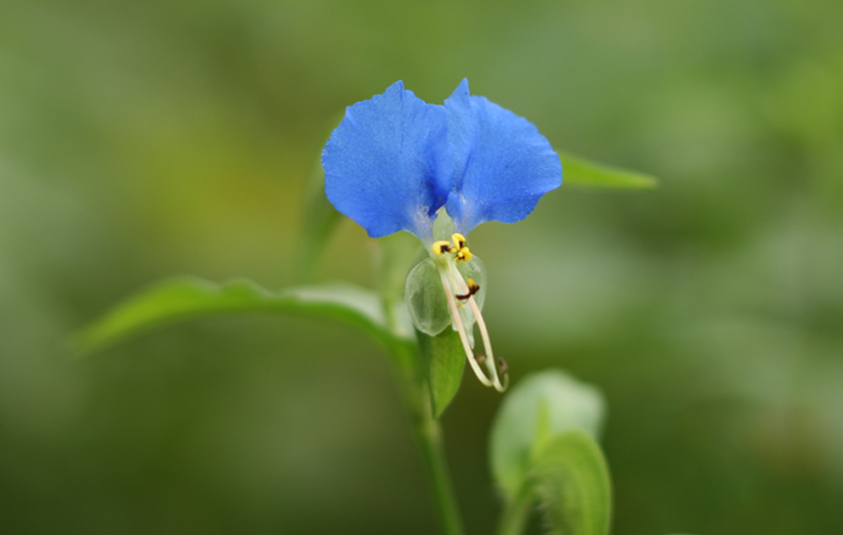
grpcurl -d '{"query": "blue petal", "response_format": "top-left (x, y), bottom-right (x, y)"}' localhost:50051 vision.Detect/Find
top-left (444, 79), bottom-right (562, 234)
top-left (322, 81), bottom-right (449, 240)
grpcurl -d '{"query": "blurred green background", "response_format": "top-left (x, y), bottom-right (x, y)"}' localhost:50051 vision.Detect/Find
top-left (2, 0), bottom-right (842, 533)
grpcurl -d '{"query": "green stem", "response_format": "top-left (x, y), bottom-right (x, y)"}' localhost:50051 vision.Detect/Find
top-left (378, 236), bottom-right (464, 535)
top-left (382, 286), bottom-right (464, 535)
top-left (497, 483), bottom-right (534, 535)
top-left (411, 385), bottom-right (464, 535)
top-left (390, 340), bottom-right (465, 535)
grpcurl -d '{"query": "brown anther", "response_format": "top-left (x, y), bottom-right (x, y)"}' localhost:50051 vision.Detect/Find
top-left (468, 278), bottom-right (480, 294)
top-left (455, 278), bottom-right (481, 300)
top-left (432, 240), bottom-right (453, 256)
top-left (476, 354), bottom-right (487, 364)
top-left (497, 357), bottom-right (509, 376)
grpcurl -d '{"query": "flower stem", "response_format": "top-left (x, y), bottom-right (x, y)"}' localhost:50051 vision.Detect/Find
top-left (378, 236), bottom-right (465, 535)
top-left (389, 338), bottom-right (465, 535)
top-left (382, 289), bottom-right (465, 535)
top-left (410, 386), bottom-right (465, 535)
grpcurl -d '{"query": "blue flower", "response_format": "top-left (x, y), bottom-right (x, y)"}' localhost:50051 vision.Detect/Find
top-left (322, 79), bottom-right (561, 242)
top-left (322, 80), bottom-right (561, 391)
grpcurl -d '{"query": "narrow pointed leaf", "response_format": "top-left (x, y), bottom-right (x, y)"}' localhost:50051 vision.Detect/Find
top-left (530, 430), bottom-right (612, 535)
top-left (418, 328), bottom-right (465, 418)
top-left (298, 113), bottom-right (345, 280)
top-left (560, 151), bottom-right (657, 189)
top-left (298, 155), bottom-right (343, 280)
top-left (73, 277), bottom-right (407, 355)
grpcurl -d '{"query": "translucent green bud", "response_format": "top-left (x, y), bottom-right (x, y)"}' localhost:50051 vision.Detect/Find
top-left (405, 258), bottom-right (450, 336)
top-left (404, 255), bottom-right (487, 341)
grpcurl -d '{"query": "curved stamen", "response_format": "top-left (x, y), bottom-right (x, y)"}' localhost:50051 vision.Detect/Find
top-left (467, 295), bottom-right (507, 392)
top-left (437, 267), bottom-right (494, 387)
top-left (446, 262), bottom-right (508, 392)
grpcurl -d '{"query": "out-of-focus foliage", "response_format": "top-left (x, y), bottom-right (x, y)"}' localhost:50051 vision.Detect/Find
top-left (490, 370), bottom-right (606, 497)
top-left (1, 1), bottom-right (842, 534)
top-left (298, 153), bottom-right (342, 281)
top-left (559, 152), bottom-right (658, 189)
top-left (491, 371), bottom-right (610, 535)
top-left (528, 431), bottom-right (611, 535)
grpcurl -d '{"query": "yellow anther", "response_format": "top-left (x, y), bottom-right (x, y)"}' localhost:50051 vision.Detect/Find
top-left (433, 233), bottom-right (473, 262)
top-left (432, 240), bottom-right (452, 256)
top-left (455, 247), bottom-right (472, 263)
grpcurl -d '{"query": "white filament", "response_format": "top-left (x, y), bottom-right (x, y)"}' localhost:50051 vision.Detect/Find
top-left (437, 266), bottom-right (494, 387)
top-left (438, 260), bottom-right (507, 392)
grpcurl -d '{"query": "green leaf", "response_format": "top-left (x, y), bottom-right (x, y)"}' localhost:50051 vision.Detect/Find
top-left (560, 151), bottom-right (658, 189)
top-left (491, 372), bottom-right (611, 535)
top-left (73, 277), bottom-right (409, 355)
top-left (418, 328), bottom-right (465, 419)
top-left (490, 370), bottom-right (606, 497)
top-left (297, 113), bottom-right (345, 280)
top-left (529, 430), bottom-right (612, 535)
top-left (298, 153), bottom-right (343, 280)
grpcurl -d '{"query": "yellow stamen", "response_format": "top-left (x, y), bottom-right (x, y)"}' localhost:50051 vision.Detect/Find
top-left (455, 247), bottom-right (472, 263)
